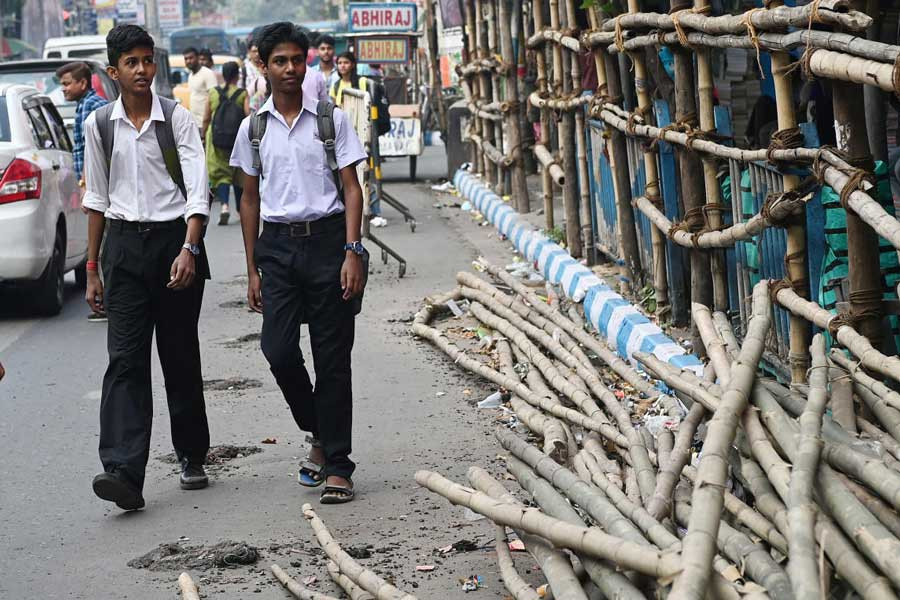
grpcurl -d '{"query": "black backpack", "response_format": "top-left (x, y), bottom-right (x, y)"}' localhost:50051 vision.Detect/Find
top-left (370, 80), bottom-right (391, 137)
top-left (212, 86), bottom-right (245, 151)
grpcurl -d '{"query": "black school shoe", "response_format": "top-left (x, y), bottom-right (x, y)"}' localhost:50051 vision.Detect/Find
top-left (180, 461), bottom-right (209, 490)
top-left (93, 471), bottom-right (145, 511)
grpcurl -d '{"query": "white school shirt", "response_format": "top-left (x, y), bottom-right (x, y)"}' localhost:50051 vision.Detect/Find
top-left (229, 91), bottom-right (367, 223)
top-left (188, 66), bottom-right (218, 128)
top-left (82, 92), bottom-right (210, 222)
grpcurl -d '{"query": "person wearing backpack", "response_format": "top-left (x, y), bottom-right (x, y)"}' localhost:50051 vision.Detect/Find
top-left (204, 61), bottom-right (249, 225)
top-left (230, 23), bottom-right (367, 505)
top-left (82, 25), bottom-right (212, 511)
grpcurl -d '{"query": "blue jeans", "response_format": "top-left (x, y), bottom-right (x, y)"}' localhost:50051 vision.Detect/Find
top-left (216, 183), bottom-right (243, 212)
top-left (368, 185), bottom-right (380, 217)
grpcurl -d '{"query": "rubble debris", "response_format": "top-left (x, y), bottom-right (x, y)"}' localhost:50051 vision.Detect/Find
top-left (129, 540), bottom-right (260, 572)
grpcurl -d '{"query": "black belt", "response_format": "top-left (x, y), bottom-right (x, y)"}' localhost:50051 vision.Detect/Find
top-left (263, 212), bottom-right (345, 237)
top-left (108, 218), bottom-right (185, 233)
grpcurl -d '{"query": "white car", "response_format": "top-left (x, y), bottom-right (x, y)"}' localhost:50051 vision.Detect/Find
top-left (0, 84), bottom-right (86, 315)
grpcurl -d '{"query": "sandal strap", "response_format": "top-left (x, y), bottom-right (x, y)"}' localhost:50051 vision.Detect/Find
top-left (299, 461), bottom-right (324, 476)
top-left (305, 435), bottom-right (323, 448)
top-left (322, 485), bottom-right (354, 496)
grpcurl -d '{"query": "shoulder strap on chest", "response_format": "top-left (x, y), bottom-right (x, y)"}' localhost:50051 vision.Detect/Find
top-left (249, 110), bottom-right (268, 179)
top-left (316, 99), bottom-right (344, 202)
top-left (94, 103), bottom-right (116, 171)
top-left (155, 96), bottom-right (187, 200)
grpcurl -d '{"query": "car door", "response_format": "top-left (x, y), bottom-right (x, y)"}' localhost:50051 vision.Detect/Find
top-left (41, 98), bottom-right (85, 266)
top-left (20, 95), bottom-right (62, 266)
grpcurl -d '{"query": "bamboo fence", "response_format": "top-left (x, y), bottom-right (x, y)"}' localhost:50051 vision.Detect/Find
top-left (440, 0), bottom-right (900, 381)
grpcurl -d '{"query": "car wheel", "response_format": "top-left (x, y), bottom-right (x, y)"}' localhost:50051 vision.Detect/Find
top-left (35, 230), bottom-right (65, 316)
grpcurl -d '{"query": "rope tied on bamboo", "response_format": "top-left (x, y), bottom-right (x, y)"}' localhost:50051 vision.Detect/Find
top-left (613, 15), bottom-right (628, 54)
top-left (766, 127), bottom-right (805, 165)
top-left (784, 250), bottom-right (809, 296)
top-left (893, 53), bottom-right (900, 102)
top-left (742, 8), bottom-right (767, 78)
top-left (626, 104), bottom-right (652, 135)
top-left (669, 5), bottom-right (710, 49)
top-left (761, 189), bottom-right (803, 227)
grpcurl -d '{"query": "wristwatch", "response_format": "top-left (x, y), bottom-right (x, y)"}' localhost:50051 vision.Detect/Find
top-left (182, 242), bottom-right (201, 256)
top-left (343, 241), bottom-right (365, 255)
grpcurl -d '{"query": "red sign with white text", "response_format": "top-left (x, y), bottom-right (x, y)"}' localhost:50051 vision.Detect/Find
top-left (348, 2), bottom-right (417, 33)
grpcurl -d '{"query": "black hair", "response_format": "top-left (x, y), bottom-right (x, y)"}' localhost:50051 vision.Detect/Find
top-left (182, 46), bottom-right (199, 56)
top-left (222, 61), bottom-right (240, 83)
top-left (55, 61), bottom-right (93, 88)
top-left (318, 34), bottom-right (336, 48)
top-left (200, 48), bottom-right (213, 60)
top-left (256, 21), bottom-right (310, 65)
top-left (106, 24), bottom-right (155, 68)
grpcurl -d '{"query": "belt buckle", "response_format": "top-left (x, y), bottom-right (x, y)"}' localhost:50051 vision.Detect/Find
top-left (137, 222), bottom-right (153, 234)
top-left (290, 221), bottom-right (311, 237)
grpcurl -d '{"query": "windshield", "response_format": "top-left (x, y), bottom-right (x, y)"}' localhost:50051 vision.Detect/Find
top-left (170, 33), bottom-right (230, 54)
top-left (0, 97), bottom-right (10, 142)
top-left (0, 70), bottom-right (69, 109)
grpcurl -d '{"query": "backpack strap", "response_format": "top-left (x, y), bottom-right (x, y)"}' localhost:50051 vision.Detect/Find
top-left (155, 96), bottom-right (187, 200)
top-left (316, 99), bottom-right (344, 203)
top-left (94, 102), bottom-right (116, 173)
top-left (249, 110), bottom-right (268, 179)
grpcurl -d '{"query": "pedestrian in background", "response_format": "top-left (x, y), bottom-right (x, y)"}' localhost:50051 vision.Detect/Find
top-left (83, 24), bottom-right (212, 512)
top-left (205, 61), bottom-right (248, 225)
top-left (245, 40), bottom-right (268, 112)
top-left (330, 51), bottom-right (370, 106)
top-left (199, 48), bottom-right (214, 70)
top-left (230, 22), bottom-right (368, 505)
top-left (310, 34), bottom-right (339, 90)
top-left (183, 46), bottom-right (217, 137)
top-left (57, 61), bottom-right (109, 323)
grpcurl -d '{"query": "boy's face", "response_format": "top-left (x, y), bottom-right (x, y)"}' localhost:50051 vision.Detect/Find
top-left (60, 72), bottom-right (88, 102)
top-left (262, 42), bottom-right (307, 95)
top-left (183, 51), bottom-right (199, 72)
top-left (108, 46), bottom-right (156, 95)
top-left (317, 43), bottom-right (334, 65)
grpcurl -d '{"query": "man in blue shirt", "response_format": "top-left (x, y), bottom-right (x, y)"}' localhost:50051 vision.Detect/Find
top-left (57, 62), bottom-right (108, 182)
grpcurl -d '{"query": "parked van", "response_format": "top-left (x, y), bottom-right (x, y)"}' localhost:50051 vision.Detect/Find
top-left (41, 36), bottom-right (174, 100)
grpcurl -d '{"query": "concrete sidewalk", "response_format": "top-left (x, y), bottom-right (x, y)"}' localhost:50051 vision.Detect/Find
top-left (0, 147), bottom-right (546, 598)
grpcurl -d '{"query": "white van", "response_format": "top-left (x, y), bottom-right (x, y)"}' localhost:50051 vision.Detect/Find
top-left (42, 35), bottom-right (107, 60)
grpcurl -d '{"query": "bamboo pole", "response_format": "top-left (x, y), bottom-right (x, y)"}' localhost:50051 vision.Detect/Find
top-left (669, 0), bottom-right (713, 348)
top-left (411, 319), bottom-right (627, 445)
top-left (565, 0), bottom-right (594, 263)
top-left (499, 0), bottom-right (530, 212)
top-left (271, 564), bottom-right (343, 600)
top-left (626, 0), bottom-right (668, 314)
top-left (533, 0), bottom-right (554, 229)
top-left (424, 0), bottom-right (448, 140)
top-left (480, 258), bottom-right (661, 399)
top-left (463, 1), bottom-right (483, 173)
top-left (670, 280), bottom-right (771, 600)
top-left (474, 0), bottom-right (495, 185)
top-left (787, 335), bottom-right (828, 600)
top-left (327, 562), bottom-right (375, 600)
top-left (470, 467), bottom-right (588, 600)
top-left (415, 470), bottom-right (683, 578)
top-left (549, 0), bottom-right (582, 256)
top-left (588, 6), bottom-right (642, 292)
top-left (831, 0), bottom-right (883, 352)
top-left (486, 0), bottom-right (505, 192)
top-left (767, 0), bottom-right (811, 383)
top-left (694, 0), bottom-right (727, 312)
top-left (693, 301), bottom-right (733, 383)
top-left (493, 525), bottom-right (542, 600)
top-left (503, 458), bottom-right (647, 600)
top-left (302, 504), bottom-right (418, 600)
top-left (646, 402), bottom-right (705, 520)
top-left (178, 573), bottom-right (201, 600)
top-left (598, 1), bottom-right (871, 33)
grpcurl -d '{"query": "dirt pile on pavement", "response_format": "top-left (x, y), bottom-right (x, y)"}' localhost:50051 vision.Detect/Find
top-left (128, 540), bottom-right (259, 572)
top-left (158, 444), bottom-right (262, 467)
top-left (203, 377), bottom-right (262, 391)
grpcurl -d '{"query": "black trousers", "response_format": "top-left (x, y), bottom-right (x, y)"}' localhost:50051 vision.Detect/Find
top-left (98, 220), bottom-right (210, 490)
top-left (256, 216), bottom-right (356, 480)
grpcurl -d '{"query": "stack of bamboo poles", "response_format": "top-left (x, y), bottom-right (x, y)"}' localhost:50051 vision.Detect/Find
top-left (456, 0), bottom-right (531, 215)
top-left (410, 258), bottom-right (900, 599)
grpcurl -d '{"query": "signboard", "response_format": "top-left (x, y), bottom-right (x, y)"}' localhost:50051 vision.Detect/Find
top-left (157, 0), bottom-right (184, 31)
top-left (438, 0), bottom-right (464, 28)
top-left (379, 117), bottom-right (423, 157)
top-left (357, 36), bottom-right (409, 64)
top-left (116, 0), bottom-right (140, 24)
top-left (348, 2), bottom-right (417, 33)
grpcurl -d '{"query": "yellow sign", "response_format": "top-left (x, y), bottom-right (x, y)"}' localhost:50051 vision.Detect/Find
top-left (357, 37), bottom-right (409, 64)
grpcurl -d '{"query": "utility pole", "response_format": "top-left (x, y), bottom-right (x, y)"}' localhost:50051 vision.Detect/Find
top-left (145, 0), bottom-right (160, 40)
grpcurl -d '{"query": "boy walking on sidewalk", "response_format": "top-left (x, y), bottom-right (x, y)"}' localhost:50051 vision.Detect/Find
top-left (83, 25), bottom-right (212, 511)
top-left (230, 22), bottom-right (368, 504)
